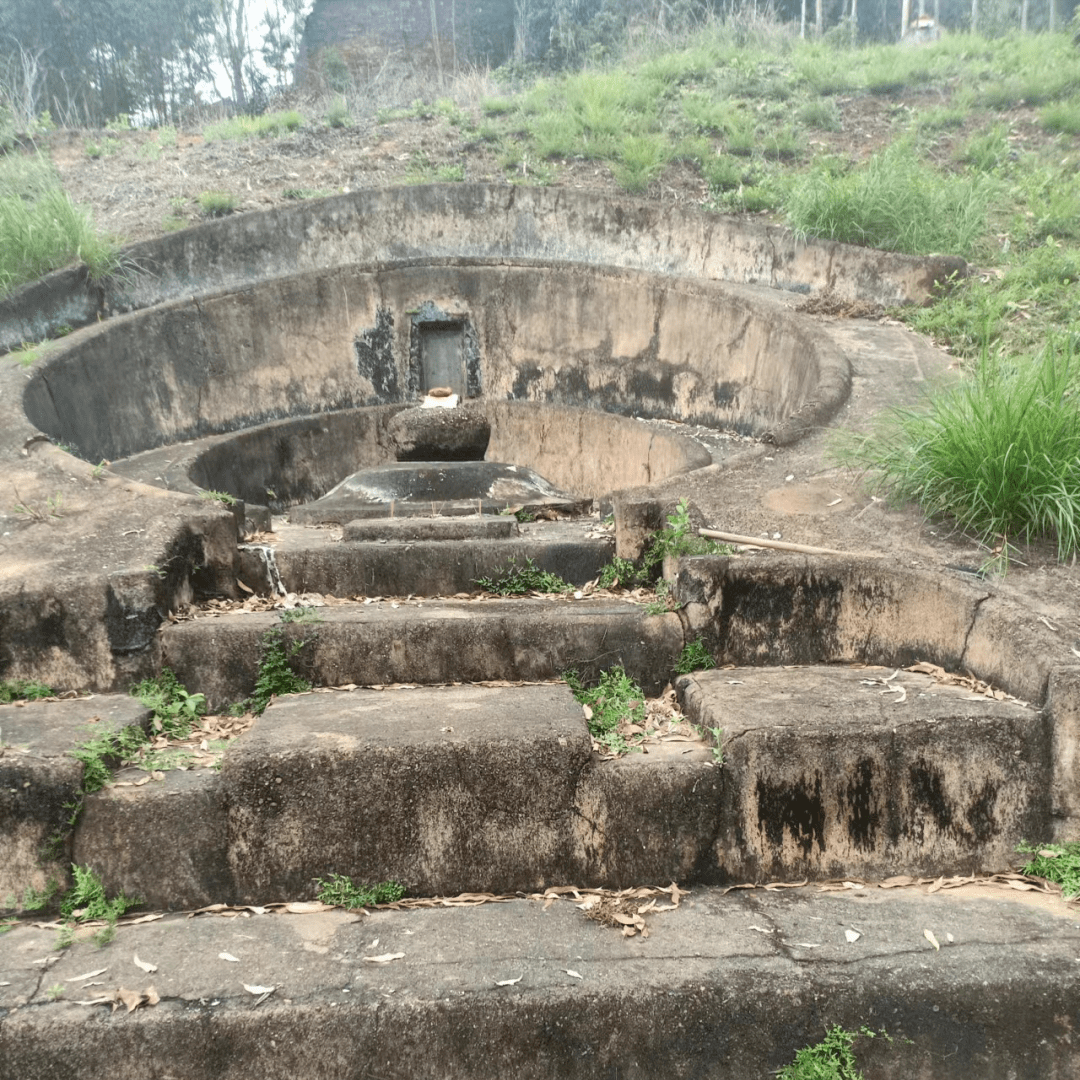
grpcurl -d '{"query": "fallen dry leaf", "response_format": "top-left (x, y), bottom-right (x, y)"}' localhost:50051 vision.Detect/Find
top-left (66, 968), bottom-right (108, 982)
top-left (117, 986), bottom-right (145, 1013)
top-left (362, 953), bottom-right (405, 964)
top-left (219, 952), bottom-right (240, 963)
top-left (845, 929), bottom-right (861, 944)
top-left (495, 976), bottom-right (522, 986)
top-left (565, 970), bottom-right (583, 979)
top-left (133, 953), bottom-right (157, 974)
top-left (924, 929), bottom-right (941, 951)
top-left (243, 984), bottom-right (276, 995)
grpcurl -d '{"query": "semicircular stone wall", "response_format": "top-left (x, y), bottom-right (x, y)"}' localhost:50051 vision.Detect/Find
top-left (22, 259), bottom-right (850, 467)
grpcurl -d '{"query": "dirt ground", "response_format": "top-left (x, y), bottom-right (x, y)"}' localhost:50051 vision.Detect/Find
top-left (34, 89), bottom-right (1080, 649)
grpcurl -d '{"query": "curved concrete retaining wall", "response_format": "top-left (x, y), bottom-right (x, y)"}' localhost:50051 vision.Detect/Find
top-left (112, 402), bottom-right (713, 508)
top-left (23, 261), bottom-right (849, 464)
top-left (0, 183), bottom-right (967, 354)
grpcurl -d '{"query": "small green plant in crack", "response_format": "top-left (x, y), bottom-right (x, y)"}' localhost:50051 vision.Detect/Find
top-left (565, 666), bottom-right (645, 756)
top-left (58, 864), bottom-right (141, 947)
top-left (279, 606), bottom-right (324, 625)
top-left (231, 629), bottom-right (312, 716)
top-left (1018, 841), bottom-right (1080, 898)
top-left (131, 668), bottom-right (205, 738)
top-left (644, 578), bottom-right (675, 616)
top-left (69, 725), bottom-right (149, 794)
top-left (45, 983), bottom-right (64, 1001)
top-left (0, 678), bottom-right (53, 703)
top-left (644, 499), bottom-right (734, 569)
top-left (675, 638), bottom-right (716, 675)
top-left (199, 489), bottom-right (237, 506)
top-left (475, 556), bottom-right (573, 595)
top-left (315, 874), bottom-right (406, 909)
top-left (596, 556), bottom-right (647, 590)
top-left (18, 878), bottom-right (60, 913)
top-left (778, 1024), bottom-right (891, 1080)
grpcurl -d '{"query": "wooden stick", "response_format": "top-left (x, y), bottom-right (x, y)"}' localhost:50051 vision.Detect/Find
top-left (698, 529), bottom-right (882, 558)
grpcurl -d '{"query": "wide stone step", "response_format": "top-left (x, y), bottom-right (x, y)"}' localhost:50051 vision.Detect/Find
top-left (679, 665), bottom-right (1049, 881)
top-left (62, 667), bottom-right (1047, 911)
top-left (238, 520), bottom-right (614, 597)
top-left (161, 598), bottom-right (683, 712)
top-left (3, 884), bottom-right (1078, 1080)
top-left (0, 696), bottom-right (150, 903)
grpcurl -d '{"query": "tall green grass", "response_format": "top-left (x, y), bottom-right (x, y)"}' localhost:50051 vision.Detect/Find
top-left (785, 142), bottom-right (992, 256)
top-left (203, 110), bottom-right (303, 141)
top-left (0, 153), bottom-right (117, 296)
top-left (840, 340), bottom-right (1080, 560)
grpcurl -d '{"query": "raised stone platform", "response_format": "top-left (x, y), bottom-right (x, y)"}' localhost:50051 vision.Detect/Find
top-left (2, 884), bottom-right (1077, 1080)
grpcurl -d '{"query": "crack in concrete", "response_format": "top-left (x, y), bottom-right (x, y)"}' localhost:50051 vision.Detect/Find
top-left (960, 592), bottom-right (993, 667)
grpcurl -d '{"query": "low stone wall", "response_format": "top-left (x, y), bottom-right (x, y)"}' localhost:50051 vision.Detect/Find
top-left (22, 261), bottom-right (849, 464)
top-left (0, 183), bottom-right (966, 354)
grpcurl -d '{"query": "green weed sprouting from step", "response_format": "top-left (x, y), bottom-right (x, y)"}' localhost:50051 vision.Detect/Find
top-left (18, 879), bottom-right (60, 913)
top-left (57, 865), bottom-right (141, 947)
top-left (777, 1025), bottom-right (890, 1080)
top-left (279, 606), bottom-right (324, 625)
top-left (0, 678), bottom-right (53, 703)
top-left (565, 666), bottom-right (645, 756)
top-left (232, 628), bottom-right (313, 716)
top-left (475, 556), bottom-right (574, 595)
top-left (315, 875), bottom-right (406, 909)
top-left (131, 668), bottom-right (205, 738)
top-left (69, 725), bottom-right (149, 794)
top-left (1017, 841), bottom-right (1080, 898)
top-left (198, 489), bottom-right (236, 505)
top-left (675, 638), bottom-right (716, 675)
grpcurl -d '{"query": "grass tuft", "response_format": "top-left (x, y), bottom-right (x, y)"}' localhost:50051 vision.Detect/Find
top-left (565, 666), bottom-right (645, 756)
top-left (0, 678), bottom-right (53, 703)
top-left (786, 140), bottom-right (991, 256)
top-left (837, 340), bottom-right (1080, 562)
top-left (315, 875), bottom-right (406, 908)
top-left (475, 556), bottom-right (573, 595)
top-left (1018, 841), bottom-right (1080, 898)
top-left (131, 668), bottom-right (205, 738)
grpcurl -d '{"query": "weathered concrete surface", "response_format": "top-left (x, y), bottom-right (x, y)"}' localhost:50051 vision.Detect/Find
top-left (20, 264), bottom-right (848, 464)
top-left (2, 887), bottom-right (1078, 1080)
top-left (161, 599), bottom-right (684, 711)
top-left (0, 183), bottom-right (967, 353)
top-left (341, 515), bottom-right (517, 541)
top-left (0, 441), bottom-right (239, 695)
top-left (0, 696), bottom-right (150, 903)
top-left (1048, 666), bottom-right (1080, 839)
top-left (247, 526), bottom-right (613, 596)
top-left (225, 684), bottom-right (593, 899)
top-left (680, 665), bottom-right (1050, 881)
top-left (72, 768), bottom-right (232, 911)
top-left (110, 402), bottom-right (712, 512)
top-left (672, 553), bottom-right (1080, 704)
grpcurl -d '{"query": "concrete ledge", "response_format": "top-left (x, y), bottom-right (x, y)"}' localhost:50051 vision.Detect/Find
top-left (161, 600), bottom-right (685, 711)
top-left (672, 554), bottom-right (1079, 703)
top-left (680, 666), bottom-right (1051, 881)
top-left (341, 516), bottom-right (518, 541)
top-left (0, 696), bottom-right (150, 903)
top-left (244, 529), bottom-right (614, 596)
top-left (0, 183), bottom-right (967, 354)
top-left (73, 769), bottom-right (232, 911)
top-left (1, 887), bottom-right (1077, 1080)
top-left (224, 684), bottom-right (594, 900)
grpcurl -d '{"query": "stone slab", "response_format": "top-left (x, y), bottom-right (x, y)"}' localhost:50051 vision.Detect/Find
top-left (161, 599), bottom-right (684, 712)
top-left (223, 684), bottom-right (593, 900)
top-left (249, 529), bottom-right (614, 597)
top-left (0, 696), bottom-right (150, 905)
top-left (73, 768), bottom-right (232, 911)
top-left (1, 885), bottom-right (1077, 1079)
top-left (341, 515), bottom-right (517, 542)
top-left (679, 665), bottom-right (1051, 881)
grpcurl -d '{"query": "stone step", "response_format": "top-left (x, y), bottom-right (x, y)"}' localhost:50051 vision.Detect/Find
top-left (238, 521), bottom-right (614, 597)
top-left (679, 665), bottom-right (1049, 881)
top-left (0, 696), bottom-right (150, 904)
top-left (3, 883), bottom-right (1078, 1080)
top-left (57, 667), bottom-right (1047, 911)
top-left (161, 598), bottom-right (683, 713)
